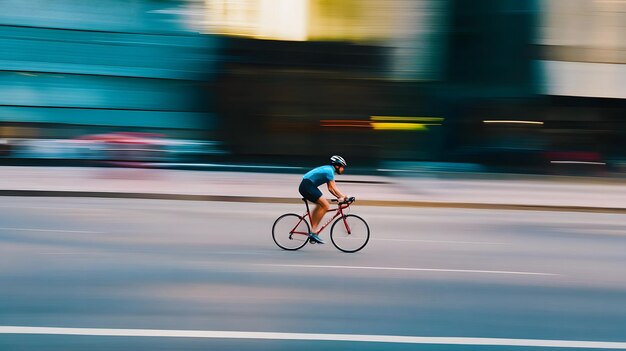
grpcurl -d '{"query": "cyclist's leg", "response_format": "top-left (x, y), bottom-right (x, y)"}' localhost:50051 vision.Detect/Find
top-left (299, 179), bottom-right (325, 232)
top-left (311, 197), bottom-right (330, 233)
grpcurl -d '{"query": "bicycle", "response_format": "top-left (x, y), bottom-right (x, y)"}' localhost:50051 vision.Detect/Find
top-left (272, 196), bottom-right (370, 253)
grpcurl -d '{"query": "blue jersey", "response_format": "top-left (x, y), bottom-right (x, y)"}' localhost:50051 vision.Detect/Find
top-left (302, 165), bottom-right (335, 187)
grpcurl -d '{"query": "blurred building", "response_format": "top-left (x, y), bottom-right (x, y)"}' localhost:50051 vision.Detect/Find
top-left (1, 0), bottom-right (624, 171)
top-left (451, 0), bottom-right (626, 173)
top-left (201, 0), bottom-right (449, 162)
top-left (537, 0), bottom-right (626, 171)
top-left (0, 0), bottom-right (221, 160)
top-left (436, 0), bottom-right (544, 169)
top-left (203, 0), bottom-right (625, 172)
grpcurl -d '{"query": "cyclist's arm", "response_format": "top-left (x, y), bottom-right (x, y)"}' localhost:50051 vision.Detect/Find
top-left (327, 181), bottom-right (346, 201)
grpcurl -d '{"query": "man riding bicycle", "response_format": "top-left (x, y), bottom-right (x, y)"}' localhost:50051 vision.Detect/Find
top-left (298, 155), bottom-right (348, 244)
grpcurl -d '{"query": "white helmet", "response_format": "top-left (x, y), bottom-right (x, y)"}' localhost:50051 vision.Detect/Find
top-left (330, 155), bottom-right (347, 167)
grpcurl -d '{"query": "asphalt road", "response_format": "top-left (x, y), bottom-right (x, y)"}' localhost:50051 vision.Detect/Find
top-left (1, 197), bottom-right (625, 350)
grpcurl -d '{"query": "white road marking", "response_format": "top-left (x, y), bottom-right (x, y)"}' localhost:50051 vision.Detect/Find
top-left (0, 227), bottom-right (98, 234)
top-left (261, 264), bottom-right (558, 276)
top-left (1, 326), bottom-right (624, 349)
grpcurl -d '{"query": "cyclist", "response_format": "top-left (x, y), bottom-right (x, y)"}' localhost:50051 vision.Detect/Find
top-left (299, 155), bottom-right (348, 244)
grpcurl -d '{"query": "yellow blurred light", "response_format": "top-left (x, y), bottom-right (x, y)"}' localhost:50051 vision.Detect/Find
top-left (371, 123), bottom-right (428, 131)
top-left (369, 116), bottom-right (442, 131)
top-left (483, 120), bottom-right (544, 125)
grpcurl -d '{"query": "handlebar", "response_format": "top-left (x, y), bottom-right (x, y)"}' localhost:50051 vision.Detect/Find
top-left (331, 196), bottom-right (356, 205)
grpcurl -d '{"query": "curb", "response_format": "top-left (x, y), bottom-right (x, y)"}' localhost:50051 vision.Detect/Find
top-left (2, 190), bottom-right (626, 214)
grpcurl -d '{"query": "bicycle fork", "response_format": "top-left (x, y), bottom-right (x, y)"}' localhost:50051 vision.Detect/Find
top-left (342, 215), bottom-right (352, 235)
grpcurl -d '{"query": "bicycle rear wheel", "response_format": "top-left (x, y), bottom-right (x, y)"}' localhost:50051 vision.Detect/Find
top-left (272, 213), bottom-right (310, 251)
top-left (330, 214), bottom-right (370, 253)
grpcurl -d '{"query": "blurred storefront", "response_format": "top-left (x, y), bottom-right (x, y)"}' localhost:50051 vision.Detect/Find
top-left (204, 0), bottom-right (449, 163)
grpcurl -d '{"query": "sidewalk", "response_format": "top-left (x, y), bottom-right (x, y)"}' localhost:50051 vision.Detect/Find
top-left (0, 166), bottom-right (625, 213)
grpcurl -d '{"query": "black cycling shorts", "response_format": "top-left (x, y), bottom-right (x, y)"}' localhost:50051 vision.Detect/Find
top-left (299, 179), bottom-right (322, 203)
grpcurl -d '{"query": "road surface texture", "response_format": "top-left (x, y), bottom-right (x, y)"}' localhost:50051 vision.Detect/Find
top-left (1, 197), bottom-right (625, 350)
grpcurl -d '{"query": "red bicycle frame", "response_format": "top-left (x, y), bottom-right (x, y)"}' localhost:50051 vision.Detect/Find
top-left (289, 198), bottom-right (353, 237)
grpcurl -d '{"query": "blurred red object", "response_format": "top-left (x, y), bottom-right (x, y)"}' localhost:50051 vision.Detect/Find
top-left (76, 132), bottom-right (166, 145)
top-left (75, 132), bottom-right (167, 163)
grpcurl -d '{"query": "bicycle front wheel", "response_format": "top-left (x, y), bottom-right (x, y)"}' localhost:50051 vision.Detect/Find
top-left (272, 213), bottom-right (310, 251)
top-left (330, 214), bottom-right (370, 253)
